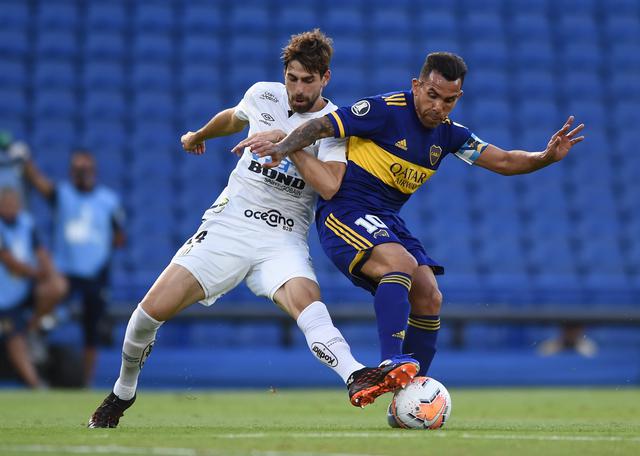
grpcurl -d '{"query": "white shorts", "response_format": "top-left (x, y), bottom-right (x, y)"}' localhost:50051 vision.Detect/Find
top-left (171, 216), bottom-right (317, 306)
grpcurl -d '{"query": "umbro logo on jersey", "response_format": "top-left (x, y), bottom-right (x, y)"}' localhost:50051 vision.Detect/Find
top-left (260, 91), bottom-right (279, 103)
top-left (395, 139), bottom-right (407, 150)
top-left (351, 100), bottom-right (370, 116)
top-left (261, 113), bottom-right (275, 122)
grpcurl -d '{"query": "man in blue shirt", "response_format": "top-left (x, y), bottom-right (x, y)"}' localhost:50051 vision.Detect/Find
top-left (239, 52), bottom-right (585, 380)
top-left (0, 187), bottom-right (65, 387)
top-left (25, 150), bottom-right (126, 386)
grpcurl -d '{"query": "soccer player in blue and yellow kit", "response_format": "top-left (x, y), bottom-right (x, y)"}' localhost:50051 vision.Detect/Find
top-left (241, 52), bottom-right (585, 378)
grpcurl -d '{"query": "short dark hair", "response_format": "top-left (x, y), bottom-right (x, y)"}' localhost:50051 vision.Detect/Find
top-left (282, 29), bottom-right (333, 76)
top-left (419, 52), bottom-right (468, 86)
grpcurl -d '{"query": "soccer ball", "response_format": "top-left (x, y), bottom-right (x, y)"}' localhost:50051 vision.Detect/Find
top-left (387, 376), bottom-right (452, 429)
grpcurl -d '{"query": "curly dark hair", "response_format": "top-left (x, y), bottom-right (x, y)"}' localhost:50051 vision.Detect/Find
top-left (282, 29), bottom-right (333, 76)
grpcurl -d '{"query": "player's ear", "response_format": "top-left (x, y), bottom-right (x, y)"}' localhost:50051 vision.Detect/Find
top-left (457, 90), bottom-right (464, 100)
top-left (411, 78), bottom-right (420, 92)
top-left (321, 69), bottom-right (331, 87)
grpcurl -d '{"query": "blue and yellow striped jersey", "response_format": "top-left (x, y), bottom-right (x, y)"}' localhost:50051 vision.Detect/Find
top-left (324, 90), bottom-right (488, 214)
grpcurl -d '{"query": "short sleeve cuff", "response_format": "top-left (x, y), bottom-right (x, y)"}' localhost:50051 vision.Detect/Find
top-left (326, 111), bottom-right (346, 138)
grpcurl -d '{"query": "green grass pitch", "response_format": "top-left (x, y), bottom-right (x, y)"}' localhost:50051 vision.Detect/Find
top-left (0, 388), bottom-right (639, 456)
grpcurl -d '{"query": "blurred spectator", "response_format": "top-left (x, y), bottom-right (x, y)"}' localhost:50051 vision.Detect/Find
top-left (0, 187), bottom-right (66, 388)
top-left (538, 324), bottom-right (598, 357)
top-left (0, 130), bottom-right (31, 205)
top-left (24, 150), bottom-right (126, 386)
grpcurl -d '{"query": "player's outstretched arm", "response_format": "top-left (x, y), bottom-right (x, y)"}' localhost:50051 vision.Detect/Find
top-left (181, 108), bottom-right (248, 155)
top-left (475, 116), bottom-right (585, 176)
top-left (244, 116), bottom-right (336, 168)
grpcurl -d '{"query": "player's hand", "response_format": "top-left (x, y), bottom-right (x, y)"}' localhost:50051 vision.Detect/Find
top-left (231, 130), bottom-right (287, 157)
top-left (543, 116), bottom-right (585, 163)
top-left (181, 131), bottom-right (206, 155)
top-left (7, 141), bottom-right (31, 161)
top-left (242, 141), bottom-right (286, 168)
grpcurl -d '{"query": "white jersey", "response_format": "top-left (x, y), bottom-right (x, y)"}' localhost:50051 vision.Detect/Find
top-left (202, 82), bottom-right (346, 239)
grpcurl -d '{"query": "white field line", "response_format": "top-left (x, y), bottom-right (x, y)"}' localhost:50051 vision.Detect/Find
top-left (0, 444), bottom-right (379, 456)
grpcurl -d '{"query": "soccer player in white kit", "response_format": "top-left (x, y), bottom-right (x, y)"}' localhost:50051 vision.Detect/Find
top-left (88, 30), bottom-right (417, 428)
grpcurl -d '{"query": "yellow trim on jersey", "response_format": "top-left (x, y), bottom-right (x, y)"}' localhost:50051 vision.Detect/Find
top-left (347, 136), bottom-right (436, 194)
top-left (383, 93), bottom-right (405, 99)
top-left (348, 250), bottom-right (368, 274)
top-left (325, 218), bottom-right (368, 251)
top-left (327, 214), bottom-right (373, 249)
top-left (382, 94), bottom-right (407, 106)
top-left (385, 102), bottom-right (407, 106)
top-left (329, 111), bottom-right (345, 138)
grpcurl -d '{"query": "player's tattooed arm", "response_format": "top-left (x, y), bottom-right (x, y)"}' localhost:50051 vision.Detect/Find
top-left (242, 116), bottom-right (336, 168)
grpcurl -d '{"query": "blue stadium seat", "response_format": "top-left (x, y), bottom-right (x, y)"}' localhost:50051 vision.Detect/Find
top-left (566, 100), bottom-right (605, 126)
top-left (0, 2), bottom-right (29, 29)
top-left (83, 61), bottom-right (125, 90)
top-left (559, 70), bottom-right (600, 99)
top-left (465, 69), bottom-right (510, 98)
top-left (458, 0), bottom-right (506, 12)
top-left (135, 2), bottom-right (175, 31)
top-left (322, 7), bottom-right (365, 37)
top-left (182, 3), bottom-right (223, 30)
top-left (31, 119), bottom-right (76, 154)
top-left (508, 0), bottom-right (550, 13)
top-left (86, 2), bottom-right (127, 31)
top-left (370, 64), bottom-right (413, 93)
top-left (515, 100), bottom-right (561, 131)
top-left (563, 43), bottom-right (602, 71)
top-left (603, 0), bottom-right (640, 15)
top-left (512, 41), bottom-right (555, 70)
top-left (34, 61), bottom-right (77, 89)
top-left (0, 117), bottom-right (26, 141)
top-left (465, 40), bottom-right (509, 70)
top-left (0, 60), bottom-right (25, 87)
top-left (133, 91), bottom-right (174, 121)
top-left (613, 101), bottom-right (640, 126)
top-left (36, 1), bottom-right (78, 30)
top-left (227, 64), bottom-right (273, 96)
top-left (130, 121), bottom-right (176, 152)
top-left (603, 15), bottom-right (640, 43)
top-left (469, 99), bottom-right (511, 127)
top-left (330, 36), bottom-right (366, 67)
top-left (551, 0), bottom-right (597, 14)
top-left (416, 11), bottom-right (457, 41)
top-left (511, 70), bottom-right (555, 99)
top-left (84, 32), bottom-right (126, 60)
top-left (464, 12), bottom-right (506, 41)
top-left (33, 89), bottom-right (76, 118)
top-left (179, 64), bottom-right (221, 92)
top-left (228, 6), bottom-right (270, 33)
top-left (181, 34), bottom-right (223, 63)
top-left (83, 90), bottom-right (127, 120)
top-left (557, 14), bottom-right (599, 43)
top-left (327, 66), bottom-right (368, 102)
top-left (82, 120), bottom-right (127, 153)
top-left (608, 42), bottom-right (640, 71)
top-left (228, 37), bottom-right (275, 64)
top-left (180, 89), bottom-right (222, 126)
top-left (509, 13), bottom-right (551, 42)
top-left (275, 5), bottom-right (317, 32)
top-left (371, 37), bottom-right (413, 67)
top-left (131, 62), bottom-right (173, 90)
top-left (577, 237), bottom-right (626, 275)
top-left (371, 7), bottom-right (412, 37)
top-left (0, 29), bottom-right (28, 57)
top-left (36, 30), bottom-right (77, 59)
top-left (608, 72), bottom-right (640, 100)
top-left (134, 32), bottom-right (173, 61)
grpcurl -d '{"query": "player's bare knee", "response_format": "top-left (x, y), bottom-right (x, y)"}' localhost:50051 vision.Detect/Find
top-left (274, 278), bottom-right (321, 319)
top-left (411, 287), bottom-right (442, 315)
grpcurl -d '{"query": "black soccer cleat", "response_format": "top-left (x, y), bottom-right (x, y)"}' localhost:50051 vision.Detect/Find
top-left (87, 392), bottom-right (136, 428)
top-left (347, 355), bottom-right (419, 408)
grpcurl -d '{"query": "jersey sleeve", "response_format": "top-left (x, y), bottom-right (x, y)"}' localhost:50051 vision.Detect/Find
top-left (234, 82), bottom-right (261, 121)
top-left (449, 122), bottom-right (489, 165)
top-left (325, 97), bottom-right (389, 139)
top-left (317, 137), bottom-right (347, 163)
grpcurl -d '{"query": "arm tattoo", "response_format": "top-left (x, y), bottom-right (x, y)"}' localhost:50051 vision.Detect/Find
top-left (277, 116), bottom-right (335, 156)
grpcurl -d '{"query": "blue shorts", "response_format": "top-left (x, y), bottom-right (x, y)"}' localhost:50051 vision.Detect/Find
top-left (0, 293), bottom-right (32, 339)
top-left (316, 205), bottom-right (443, 294)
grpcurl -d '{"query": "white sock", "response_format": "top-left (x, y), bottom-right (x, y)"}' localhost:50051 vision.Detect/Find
top-left (296, 301), bottom-right (365, 383)
top-left (113, 305), bottom-right (163, 400)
